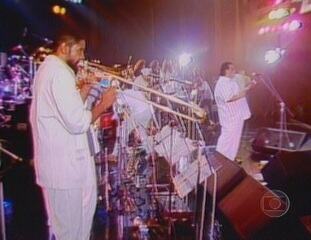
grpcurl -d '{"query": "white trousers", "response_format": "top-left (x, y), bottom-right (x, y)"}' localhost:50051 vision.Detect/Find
top-left (43, 184), bottom-right (97, 240)
top-left (216, 121), bottom-right (244, 161)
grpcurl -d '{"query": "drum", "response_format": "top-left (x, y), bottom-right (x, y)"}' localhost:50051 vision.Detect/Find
top-left (0, 80), bottom-right (14, 99)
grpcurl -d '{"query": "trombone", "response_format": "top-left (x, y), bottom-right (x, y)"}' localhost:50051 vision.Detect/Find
top-left (80, 61), bottom-right (208, 123)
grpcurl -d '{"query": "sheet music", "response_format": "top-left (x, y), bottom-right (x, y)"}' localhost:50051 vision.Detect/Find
top-left (151, 125), bottom-right (195, 165)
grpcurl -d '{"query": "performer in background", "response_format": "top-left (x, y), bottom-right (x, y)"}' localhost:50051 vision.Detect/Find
top-left (193, 68), bottom-right (214, 117)
top-left (148, 59), bottom-right (160, 89)
top-left (30, 34), bottom-right (116, 240)
top-left (214, 62), bottom-right (255, 161)
top-left (160, 59), bottom-right (175, 94)
top-left (133, 59), bottom-right (148, 89)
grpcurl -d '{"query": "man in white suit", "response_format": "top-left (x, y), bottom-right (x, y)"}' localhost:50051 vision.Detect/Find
top-left (214, 62), bottom-right (255, 161)
top-left (30, 34), bottom-right (116, 240)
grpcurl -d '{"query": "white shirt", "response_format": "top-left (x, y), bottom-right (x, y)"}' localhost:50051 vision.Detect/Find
top-left (30, 55), bottom-right (96, 189)
top-left (214, 76), bottom-right (251, 126)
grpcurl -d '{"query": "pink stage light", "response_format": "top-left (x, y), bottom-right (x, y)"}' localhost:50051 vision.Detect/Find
top-left (258, 27), bottom-right (265, 35)
top-left (282, 22), bottom-right (289, 31)
top-left (270, 26), bottom-right (277, 32)
top-left (275, 0), bottom-right (283, 5)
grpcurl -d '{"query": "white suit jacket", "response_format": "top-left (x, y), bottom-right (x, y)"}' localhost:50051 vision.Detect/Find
top-left (214, 76), bottom-right (251, 126)
top-left (30, 55), bottom-right (96, 189)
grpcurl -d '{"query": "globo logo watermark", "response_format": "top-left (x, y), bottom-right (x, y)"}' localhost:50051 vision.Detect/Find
top-left (260, 190), bottom-right (290, 217)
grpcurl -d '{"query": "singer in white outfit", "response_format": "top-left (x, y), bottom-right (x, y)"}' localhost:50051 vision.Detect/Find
top-left (214, 62), bottom-right (255, 161)
top-left (30, 34), bottom-right (116, 240)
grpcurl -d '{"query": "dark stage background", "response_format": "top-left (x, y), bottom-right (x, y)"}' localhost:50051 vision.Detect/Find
top-left (0, 0), bottom-right (310, 123)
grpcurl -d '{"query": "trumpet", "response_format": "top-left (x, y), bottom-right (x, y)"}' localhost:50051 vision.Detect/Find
top-left (79, 60), bottom-right (208, 123)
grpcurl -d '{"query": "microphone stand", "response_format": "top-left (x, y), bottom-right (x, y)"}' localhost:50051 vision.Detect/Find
top-left (168, 120), bottom-right (176, 240)
top-left (256, 74), bottom-right (294, 150)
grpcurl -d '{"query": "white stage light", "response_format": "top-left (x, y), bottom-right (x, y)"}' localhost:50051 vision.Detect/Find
top-left (269, 8), bottom-right (290, 20)
top-left (264, 48), bottom-right (285, 64)
top-left (179, 53), bottom-right (192, 67)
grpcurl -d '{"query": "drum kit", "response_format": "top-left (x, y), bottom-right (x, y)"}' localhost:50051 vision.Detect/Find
top-left (0, 30), bottom-right (55, 131)
top-left (0, 44), bottom-right (51, 126)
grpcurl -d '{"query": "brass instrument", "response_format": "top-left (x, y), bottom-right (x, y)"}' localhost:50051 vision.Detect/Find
top-left (79, 60), bottom-right (208, 123)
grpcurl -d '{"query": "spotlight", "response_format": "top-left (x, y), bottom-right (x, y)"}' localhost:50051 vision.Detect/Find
top-left (52, 5), bottom-right (66, 15)
top-left (270, 26), bottom-right (277, 32)
top-left (275, 0), bottom-right (283, 5)
top-left (258, 27), bottom-right (265, 35)
top-left (282, 22), bottom-right (289, 31)
top-left (288, 20), bottom-right (302, 31)
top-left (268, 10), bottom-right (277, 20)
top-left (60, 7), bottom-right (66, 15)
top-left (265, 50), bottom-right (280, 64)
top-left (268, 8), bottom-right (290, 20)
top-left (52, 5), bottom-right (61, 14)
top-left (179, 53), bottom-right (192, 67)
top-left (264, 48), bottom-right (285, 64)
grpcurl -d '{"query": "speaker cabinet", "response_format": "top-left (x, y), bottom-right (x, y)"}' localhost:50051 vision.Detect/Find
top-left (206, 152), bottom-right (247, 200)
top-left (262, 150), bottom-right (311, 214)
top-left (218, 176), bottom-right (275, 239)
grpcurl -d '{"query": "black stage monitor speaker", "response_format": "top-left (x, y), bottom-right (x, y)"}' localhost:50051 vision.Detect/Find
top-left (262, 150), bottom-right (311, 214)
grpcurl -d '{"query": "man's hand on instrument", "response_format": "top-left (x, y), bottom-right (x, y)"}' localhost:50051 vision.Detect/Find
top-left (99, 87), bottom-right (117, 110)
top-left (79, 83), bottom-right (94, 102)
top-left (91, 87), bottom-right (117, 123)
